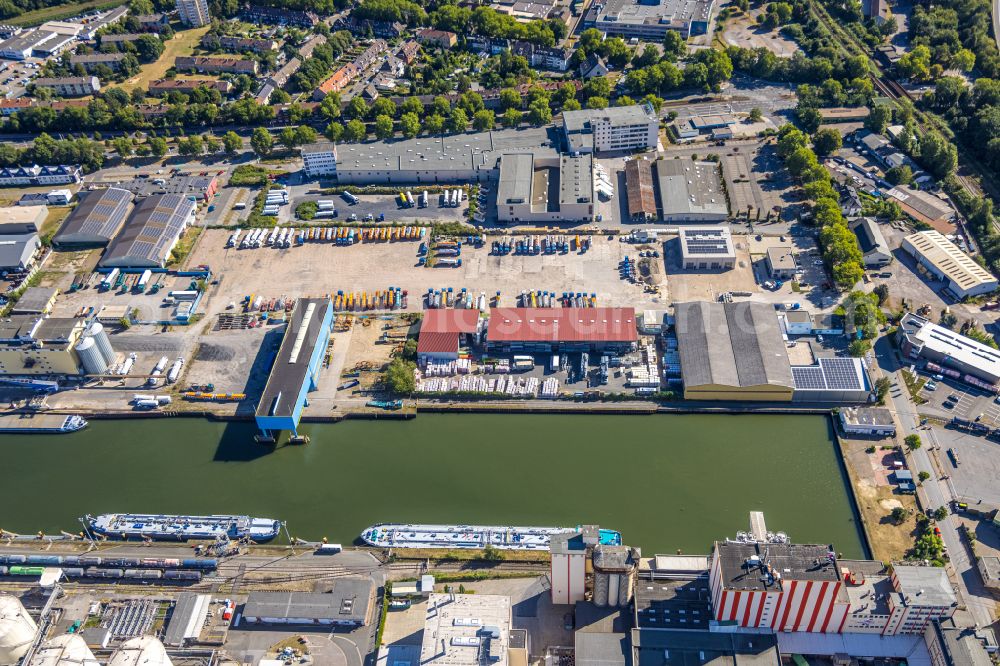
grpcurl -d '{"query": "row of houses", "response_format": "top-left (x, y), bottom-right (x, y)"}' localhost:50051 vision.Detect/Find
top-left (0, 165), bottom-right (81, 187)
top-left (175, 55), bottom-right (258, 75)
top-left (200, 34), bottom-right (279, 53)
top-left (468, 36), bottom-right (574, 71)
top-left (312, 40), bottom-right (388, 100)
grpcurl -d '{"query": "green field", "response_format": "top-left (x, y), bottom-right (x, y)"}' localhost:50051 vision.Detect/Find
top-left (10, 0), bottom-right (123, 26)
top-left (119, 25), bottom-right (211, 93)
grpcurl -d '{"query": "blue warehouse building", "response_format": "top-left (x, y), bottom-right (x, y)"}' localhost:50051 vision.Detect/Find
top-left (255, 297), bottom-right (334, 440)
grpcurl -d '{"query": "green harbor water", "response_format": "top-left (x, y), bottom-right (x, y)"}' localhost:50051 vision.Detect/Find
top-left (2, 413), bottom-right (866, 557)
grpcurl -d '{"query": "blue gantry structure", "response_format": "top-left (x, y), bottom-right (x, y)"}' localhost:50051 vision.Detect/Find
top-left (254, 297), bottom-right (334, 440)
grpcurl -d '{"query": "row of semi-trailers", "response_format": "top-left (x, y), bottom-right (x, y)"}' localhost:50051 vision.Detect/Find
top-left (399, 189), bottom-right (462, 208)
top-left (228, 225), bottom-right (425, 249)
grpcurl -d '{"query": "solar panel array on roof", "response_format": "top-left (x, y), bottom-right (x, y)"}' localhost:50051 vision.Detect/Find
top-left (53, 187), bottom-right (133, 246)
top-left (791, 358), bottom-right (865, 391)
top-left (99, 193), bottom-right (193, 268)
top-left (685, 240), bottom-right (729, 254)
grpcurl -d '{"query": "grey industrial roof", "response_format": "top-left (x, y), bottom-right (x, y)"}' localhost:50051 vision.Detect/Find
top-left (715, 542), bottom-right (840, 592)
top-left (632, 629), bottom-right (779, 666)
top-left (850, 217), bottom-right (890, 255)
top-left (100, 193), bottom-right (193, 268)
top-left (335, 127), bottom-right (558, 175)
top-left (656, 160), bottom-right (727, 218)
top-left (163, 593), bottom-right (203, 646)
top-left (0, 29), bottom-right (54, 52)
top-left (244, 581), bottom-right (373, 623)
top-left (53, 187), bottom-right (133, 246)
top-left (575, 633), bottom-right (629, 666)
top-left (559, 154), bottom-right (593, 206)
top-left (930, 619), bottom-right (993, 666)
top-left (892, 566), bottom-right (957, 607)
top-left (256, 298), bottom-right (331, 420)
top-left (562, 104), bottom-right (657, 132)
top-left (674, 301), bottom-right (793, 391)
top-left (841, 406), bottom-right (893, 427)
top-left (0, 229), bottom-right (38, 269)
top-left (498, 153), bottom-right (533, 205)
top-left (301, 141), bottom-right (337, 156)
top-left (766, 246), bottom-right (796, 270)
top-left (70, 53), bottom-right (126, 63)
top-left (11, 286), bottom-right (56, 314)
top-left (633, 575), bottom-right (712, 631)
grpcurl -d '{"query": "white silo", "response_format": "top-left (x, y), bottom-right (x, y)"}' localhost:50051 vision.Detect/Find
top-left (0, 594), bottom-right (36, 666)
top-left (86, 321), bottom-right (115, 366)
top-left (29, 634), bottom-right (99, 666)
top-left (108, 636), bottom-right (173, 666)
top-left (74, 337), bottom-right (108, 375)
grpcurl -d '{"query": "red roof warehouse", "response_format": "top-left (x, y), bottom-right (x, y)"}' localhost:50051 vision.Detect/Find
top-left (417, 309), bottom-right (482, 361)
top-left (486, 308), bottom-right (638, 352)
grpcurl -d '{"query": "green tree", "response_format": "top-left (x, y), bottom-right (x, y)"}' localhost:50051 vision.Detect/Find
top-left (112, 137), bottom-right (133, 158)
top-left (325, 122), bottom-right (344, 142)
top-left (472, 109), bottom-right (495, 132)
top-left (400, 112), bottom-right (421, 138)
top-left (223, 131), bottom-right (242, 153)
top-left (425, 114), bottom-right (445, 134)
top-left (932, 506), bottom-right (948, 520)
top-left (448, 108), bottom-right (468, 133)
top-left (874, 376), bottom-right (891, 402)
top-left (663, 30), bottom-right (685, 60)
top-left (918, 471), bottom-right (931, 482)
top-left (865, 105), bottom-right (892, 134)
top-left (812, 128), bottom-right (842, 156)
top-left (873, 283), bottom-right (889, 305)
top-left (890, 507), bottom-right (911, 524)
top-left (148, 137), bottom-right (167, 157)
top-left (344, 119), bottom-right (367, 142)
top-left (503, 108), bottom-right (522, 128)
top-left (749, 107), bottom-right (763, 122)
top-left (905, 434), bottom-right (922, 450)
top-left (886, 165), bottom-right (913, 185)
top-left (250, 127), bottom-right (273, 157)
top-left (527, 99), bottom-right (551, 125)
top-left (383, 358), bottom-right (416, 394)
top-left (279, 127), bottom-right (298, 150)
top-left (374, 114), bottom-right (395, 139)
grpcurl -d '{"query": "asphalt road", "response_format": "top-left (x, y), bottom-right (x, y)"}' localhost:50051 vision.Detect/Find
top-left (875, 338), bottom-right (996, 629)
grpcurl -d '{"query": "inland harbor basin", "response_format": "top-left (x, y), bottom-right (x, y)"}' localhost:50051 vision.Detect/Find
top-left (0, 413), bottom-right (866, 558)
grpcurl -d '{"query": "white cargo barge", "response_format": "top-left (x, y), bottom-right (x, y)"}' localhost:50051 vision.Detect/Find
top-left (361, 523), bottom-right (622, 551)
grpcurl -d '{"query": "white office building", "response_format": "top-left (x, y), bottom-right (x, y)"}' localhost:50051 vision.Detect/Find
top-left (300, 142), bottom-right (338, 178)
top-left (562, 104), bottom-right (659, 155)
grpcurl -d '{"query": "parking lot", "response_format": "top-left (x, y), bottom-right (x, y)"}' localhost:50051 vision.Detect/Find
top-left (284, 182), bottom-right (470, 226)
top-left (0, 58), bottom-right (42, 99)
top-left (930, 424), bottom-right (1000, 506)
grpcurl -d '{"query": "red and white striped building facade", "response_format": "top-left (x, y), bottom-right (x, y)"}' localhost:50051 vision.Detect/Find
top-left (710, 543), bottom-right (849, 633)
top-left (709, 543), bottom-right (957, 636)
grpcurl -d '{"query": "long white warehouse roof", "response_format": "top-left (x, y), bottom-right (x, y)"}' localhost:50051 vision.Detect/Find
top-left (902, 230), bottom-right (997, 293)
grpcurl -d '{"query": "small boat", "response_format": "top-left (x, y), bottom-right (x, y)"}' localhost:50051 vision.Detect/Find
top-left (338, 379), bottom-right (360, 390)
top-left (0, 414), bottom-right (86, 433)
top-left (367, 399), bottom-right (402, 410)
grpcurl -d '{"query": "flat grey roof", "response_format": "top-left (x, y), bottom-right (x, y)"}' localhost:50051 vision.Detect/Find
top-left (841, 406), bottom-right (893, 427)
top-left (674, 301), bottom-right (793, 391)
top-left (716, 542), bottom-right (841, 592)
top-left (766, 246), bottom-right (796, 269)
top-left (244, 580), bottom-right (373, 623)
top-left (575, 633), bottom-right (628, 666)
top-left (632, 628), bottom-right (779, 666)
top-left (656, 160), bottom-right (727, 218)
top-left (335, 127), bottom-right (558, 174)
top-left (100, 193), bottom-right (193, 268)
top-left (54, 187), bottom-right (133, 246)
top-left (633, 575), bottom-right (712, 631)
top-left (256, 298), bottom-right (331, 420)
top-left (562, 104), bottom-right (658, 132)
top-left (11, 286), bottom-right (56, 314)
top-left (892, 565), bottom-right (957, 607)
top-left (301, 141), bottom-right (337, 156)
top-left (589, 0), bottom-right (713, 27)
top-left (498, 153), bottom-right (534, 205)
top-left (560, 154), bottom-right (593, 206)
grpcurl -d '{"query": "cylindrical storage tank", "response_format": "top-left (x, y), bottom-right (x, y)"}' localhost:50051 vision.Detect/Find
top-left (616, 573), bottom-right (631, 607)
top-left (592, 572), bottom-right (609, 607)
top-left (0, 594), bottom-right (36, 666)
top-left (75, 337), bottom-right (108, 375)
top-left (29, 634), bottom-right (99, 666)
top-left (86, 322), bottom-right (115, 366)
top-left (108, 636), bottom-right (173, 666)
